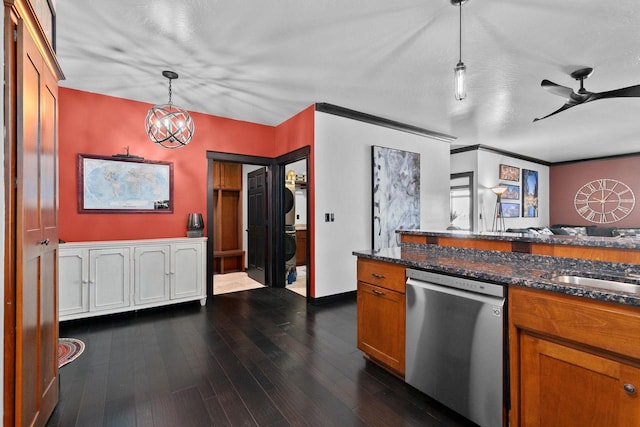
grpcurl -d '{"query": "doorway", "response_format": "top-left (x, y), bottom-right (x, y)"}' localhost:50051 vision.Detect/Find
top-left (207, 153), bottom-right (274, 296)
top-left (277, 147), bottom-right (310, 299)
top-left (450, 172), bottom-right (474, 231)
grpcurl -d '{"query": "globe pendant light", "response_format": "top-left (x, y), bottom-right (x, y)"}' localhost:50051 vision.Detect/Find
top-left (145, 70), bottom-right (195, 149)
top-left (452, 0), bottom-right (468, 101)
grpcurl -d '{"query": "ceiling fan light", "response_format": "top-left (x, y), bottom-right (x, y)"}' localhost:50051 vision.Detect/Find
top-left (454, 61), bottom-right (466, 101)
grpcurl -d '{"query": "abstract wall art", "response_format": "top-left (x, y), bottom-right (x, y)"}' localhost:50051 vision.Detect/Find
top-left (372, 146), bottom-right (420, 250)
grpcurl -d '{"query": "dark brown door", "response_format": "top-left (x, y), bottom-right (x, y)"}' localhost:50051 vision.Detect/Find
top-left (247, 167), bottom-right (268, 284)
top-left (14, 17), bottom-right (59, 427)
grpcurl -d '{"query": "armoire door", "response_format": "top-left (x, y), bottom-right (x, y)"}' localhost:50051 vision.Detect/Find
top-left (14, 16), bottom-right (60, 427)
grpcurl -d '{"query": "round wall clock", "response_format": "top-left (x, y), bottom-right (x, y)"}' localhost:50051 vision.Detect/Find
top-left (573, 178), bottom-right (635, 224)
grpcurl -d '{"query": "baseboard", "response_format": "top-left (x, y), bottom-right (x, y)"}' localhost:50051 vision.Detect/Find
top-left (309, 290), bottom-right (356, 306)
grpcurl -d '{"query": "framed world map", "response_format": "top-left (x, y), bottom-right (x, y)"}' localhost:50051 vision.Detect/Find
top-left (78, 154), bottom-right (173, 213)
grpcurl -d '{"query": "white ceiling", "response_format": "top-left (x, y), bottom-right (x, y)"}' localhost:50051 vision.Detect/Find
top-left (55, 0), bottom-right (640, 163)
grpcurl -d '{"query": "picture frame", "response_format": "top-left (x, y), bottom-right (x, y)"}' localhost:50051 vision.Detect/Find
top-left (372, 146), bottom-right (420, 250)
top-left (78, 153), bottom-right (173, 213)
top-left (499, 183), bottom-right (520, 200)
top-left (522, 169), bottom-right (539, 217)
top-left (499, 164), bottom-right (520, 182)
top-left (501, 203), bottom-right (520, 218)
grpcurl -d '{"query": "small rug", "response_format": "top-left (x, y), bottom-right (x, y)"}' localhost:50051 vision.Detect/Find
top-left (58, 338), bottom-right (85, 368)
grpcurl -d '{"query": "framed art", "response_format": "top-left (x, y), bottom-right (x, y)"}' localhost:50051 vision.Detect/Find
top-left (499, 164), bottom-right (520, 182)
top-left (78, 154), bottom-right (173, 213)
top-left (501, 203), bottom-right (520, 218)
top-left (499, 183), bottom-right (520, 200)
top-left (522, 169), bottom-right (539, 217)
top-left (372, 146), bottom-right (420, 250)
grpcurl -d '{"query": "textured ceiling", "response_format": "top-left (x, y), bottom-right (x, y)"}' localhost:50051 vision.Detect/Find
top-left (56, 0), bottom-right (640, 163)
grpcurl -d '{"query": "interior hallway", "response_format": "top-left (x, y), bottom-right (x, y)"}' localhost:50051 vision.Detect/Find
top-left (46, 288), bottom-right (474, 427)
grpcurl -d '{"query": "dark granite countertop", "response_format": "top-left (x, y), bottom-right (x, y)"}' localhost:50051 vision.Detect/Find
top-left (353, 244), bottom-right (640, 307)
top-left (399, 229), bottom-right (640, 250)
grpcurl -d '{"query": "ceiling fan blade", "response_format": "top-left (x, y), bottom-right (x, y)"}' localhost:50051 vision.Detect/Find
top-left (590, 84), bottom-right (640, 101)
top-left (533, 103), bottom-right (578, 122)
top-left (541, 79), bottom-right (574, 98)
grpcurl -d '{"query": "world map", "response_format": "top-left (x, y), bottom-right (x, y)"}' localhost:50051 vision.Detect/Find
top-left (82, 158), bottom-right (170, 210)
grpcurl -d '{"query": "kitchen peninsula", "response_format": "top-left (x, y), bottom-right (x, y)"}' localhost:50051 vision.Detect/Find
top-left (353, 230), bottom-right (640, 427)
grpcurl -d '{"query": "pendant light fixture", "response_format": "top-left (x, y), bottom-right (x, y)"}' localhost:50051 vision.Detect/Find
top-left (452, 0), bottom-right (468, 101)
top-left (145, 70), bottom-right (195, 149)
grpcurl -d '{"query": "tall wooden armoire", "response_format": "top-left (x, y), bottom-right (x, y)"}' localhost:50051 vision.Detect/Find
top-left (4, 1), bottom-right (63, 426)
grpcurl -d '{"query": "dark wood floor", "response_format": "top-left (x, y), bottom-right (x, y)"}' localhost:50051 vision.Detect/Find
top-left (47, 288), bottom-right (476, 427)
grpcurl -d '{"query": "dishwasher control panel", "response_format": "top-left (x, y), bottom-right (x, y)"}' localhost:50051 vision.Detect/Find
top-left (406, 268), bottom-right (505, 298)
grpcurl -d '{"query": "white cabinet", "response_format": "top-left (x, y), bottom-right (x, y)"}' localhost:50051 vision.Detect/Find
top-left (171, 243), bottom-right (203, 300)
top-left (134, 245), bottom-right (171, 305)
top-left (90, 247), bottom-right (131, 312)
top-left (59, 238), bottom-right (207, 321)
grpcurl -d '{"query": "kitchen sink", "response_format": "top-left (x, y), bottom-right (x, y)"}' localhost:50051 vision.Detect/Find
top-left (542, 272), bottom-right (640, 295)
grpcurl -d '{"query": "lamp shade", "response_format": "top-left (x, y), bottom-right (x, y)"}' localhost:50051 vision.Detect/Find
top-left (186, 213), bottom-right (204, 237)
top-left (454, 61), bottom-right (466, 101)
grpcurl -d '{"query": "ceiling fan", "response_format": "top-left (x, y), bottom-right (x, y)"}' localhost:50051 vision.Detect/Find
top-left (534, 67), bottom-right (640, 122)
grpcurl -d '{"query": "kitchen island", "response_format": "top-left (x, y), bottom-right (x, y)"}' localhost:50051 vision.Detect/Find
top-left (353, 235), bottom-right (640, 427)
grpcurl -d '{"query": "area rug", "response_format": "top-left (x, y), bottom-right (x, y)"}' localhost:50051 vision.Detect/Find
top-left (58, 338), bottom-right (85, 368)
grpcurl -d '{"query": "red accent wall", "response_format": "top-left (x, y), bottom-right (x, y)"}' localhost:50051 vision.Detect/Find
top-left (59, 88), bottom-right (276, 242)
top-left (275, 105), bottom-right (315, 295)
top-left (549, 155), bottom-right (640, 227)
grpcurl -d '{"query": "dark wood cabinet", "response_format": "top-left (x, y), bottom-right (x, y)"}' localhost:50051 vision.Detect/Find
top-left (356, 258), bottom-right (406, 376)
top-left (509, 287), bottom-right (640, 426)
top-left (295, 229), bottom-right (306, 265)
top-left (213, 161), bottom-right (244, 273)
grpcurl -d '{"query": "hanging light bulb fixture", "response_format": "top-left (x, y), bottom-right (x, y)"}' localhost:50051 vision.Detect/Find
top-left (452, 0), bottom-right (468, 101)
top-left (145, 70), bottom-right (195, 149)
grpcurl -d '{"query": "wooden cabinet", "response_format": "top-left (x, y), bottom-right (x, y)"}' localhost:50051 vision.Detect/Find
top-left (213, 161), bottom-right (242, 190)
top-left (59, 238), bottom-right (207, 321)
top-left (213, 161), bottom-right (244, 273)
top-left (296, 229), bottom-right (307, 265)
top-left (357, 258), bottom-right (406, 376)
top-left (509, 287), bottom-right (640, 426)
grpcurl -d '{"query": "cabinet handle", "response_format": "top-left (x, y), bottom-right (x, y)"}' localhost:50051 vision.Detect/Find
top-left (623, 383), bottom-right (637, 395)
top-left (371, 273), bottom-right (386, 279)
top-left (372, 289), bottom-right (386, 296)
top-left (40, 239), bottom-right (50, 246)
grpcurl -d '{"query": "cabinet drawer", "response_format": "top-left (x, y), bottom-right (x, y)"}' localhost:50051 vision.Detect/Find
top-left (357, 258), bottom-right (405, 293)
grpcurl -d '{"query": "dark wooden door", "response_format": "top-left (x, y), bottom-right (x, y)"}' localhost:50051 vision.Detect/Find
top-left (14, 17), bottom-right (59, 427)
top-left (247, 168), bottom-right (268, 284)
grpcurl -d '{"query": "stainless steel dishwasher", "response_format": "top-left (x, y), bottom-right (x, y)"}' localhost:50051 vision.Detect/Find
top-left (405, 269), bottom-right (506, 427)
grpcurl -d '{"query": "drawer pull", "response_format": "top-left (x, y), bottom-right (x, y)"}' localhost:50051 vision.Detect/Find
top-left (372, 289), bottom-right (386, 296)
top-left (371, 273), bottom-right (386, 279)
top-left (623, 383), bottom-right (636, 395)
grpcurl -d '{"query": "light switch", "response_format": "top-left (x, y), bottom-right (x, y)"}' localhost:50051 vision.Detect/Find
top-left (325, 213), bottom-right (330, 222)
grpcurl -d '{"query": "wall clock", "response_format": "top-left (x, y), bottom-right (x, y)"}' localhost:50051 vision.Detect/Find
top-left (573, 178), bottom-right (635, 224)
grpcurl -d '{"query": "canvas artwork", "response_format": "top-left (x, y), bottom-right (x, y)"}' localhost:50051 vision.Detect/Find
top-left (499, 184), bottom-right (520, 200)
top-left (501, 203), bottom-right (520, 218)
top-left (522, 169), bottom-right (539, 217)
top-left (372, 146), bottom-right (420, 250)
top-left (499, 164), bottom-right (520, 182)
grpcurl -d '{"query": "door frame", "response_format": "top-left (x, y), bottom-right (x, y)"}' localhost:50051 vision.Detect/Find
top-left (275, 146), bottom-right (310, 298)
top-left (206, 152), bottom-right (276, 296)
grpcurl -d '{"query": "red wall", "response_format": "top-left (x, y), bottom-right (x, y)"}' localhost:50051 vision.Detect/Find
top-left (549, 155), bottom-right (640, 227)
top-left (275, 106), bottom-right (315, 294)
top-left (59, 88), bottom-right (276, 242)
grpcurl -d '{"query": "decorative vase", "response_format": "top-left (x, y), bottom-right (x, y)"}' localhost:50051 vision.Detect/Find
top-left (186, 213), bottom-right (204, 237)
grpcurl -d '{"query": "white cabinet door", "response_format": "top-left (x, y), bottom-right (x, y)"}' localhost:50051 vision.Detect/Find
top-left (59, 248), bottom-right (89, 317)
top-left (90, 247), bottom-right (131, 312)
top-left (171, 243), bottom-right (203, 300)
top-left (134, 245), bottom-right (171, 305)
